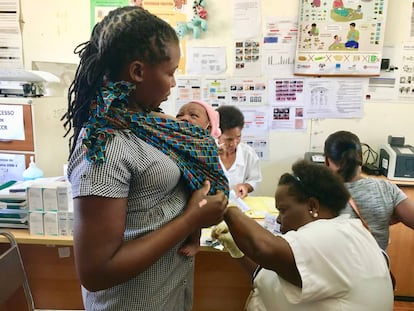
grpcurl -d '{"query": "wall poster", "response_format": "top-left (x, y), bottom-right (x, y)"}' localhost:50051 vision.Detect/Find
top-left (294, 0), bottom-right (388, 76)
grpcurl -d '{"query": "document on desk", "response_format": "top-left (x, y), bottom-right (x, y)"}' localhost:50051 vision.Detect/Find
top-left (228, 192), bottom-right (277, 219)
top-left (228, 190), bottom-right (252, 213)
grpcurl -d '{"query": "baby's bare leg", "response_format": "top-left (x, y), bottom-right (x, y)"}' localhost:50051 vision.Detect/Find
top-left (179, 229), bottom-right (201, 257)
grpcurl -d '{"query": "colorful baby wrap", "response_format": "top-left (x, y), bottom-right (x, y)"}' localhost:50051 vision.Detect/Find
top-left (82, 80), bottom-right (229, 196)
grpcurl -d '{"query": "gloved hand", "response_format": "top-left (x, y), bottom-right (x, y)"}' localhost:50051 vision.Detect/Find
top-left (211, 221), bottom-right (244, 258)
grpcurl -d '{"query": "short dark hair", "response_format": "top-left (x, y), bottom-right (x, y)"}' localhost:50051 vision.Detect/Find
top-left (278, 160), bottom-right (350, 215)
top-left (216, 105), bottom-right (245, 132)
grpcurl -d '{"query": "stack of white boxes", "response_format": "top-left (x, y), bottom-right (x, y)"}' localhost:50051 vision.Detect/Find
top-left (27, 181), bottom-right (74, 236)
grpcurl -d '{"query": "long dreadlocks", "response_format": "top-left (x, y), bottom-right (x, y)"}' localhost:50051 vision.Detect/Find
top-left (61, 6), bottom-right (179, 157)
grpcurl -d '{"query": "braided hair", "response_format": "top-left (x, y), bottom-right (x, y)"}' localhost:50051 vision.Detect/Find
top-left (62, 6), bottom-right (179, 155)
top-left (324, 130), bottom-right (363, 182)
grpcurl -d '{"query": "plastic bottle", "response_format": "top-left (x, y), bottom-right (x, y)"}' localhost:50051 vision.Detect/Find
top-left (22, 156), bottom-right (44, 181)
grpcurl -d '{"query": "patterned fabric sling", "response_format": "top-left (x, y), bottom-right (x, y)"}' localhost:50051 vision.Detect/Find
top-left (81, 80), bottom-right (229, 196)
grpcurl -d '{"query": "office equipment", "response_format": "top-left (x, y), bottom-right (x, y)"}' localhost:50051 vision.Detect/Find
top-left (379, 143), bottom-right (414, 181)
top-left (0, 230), bottom-right (35, 310)
top-left (304, 152), bottom-right (325, 164)
top-left (388, 135), bottom-right (405, 147)
top-left (0, 69), bottom-right (59, 97)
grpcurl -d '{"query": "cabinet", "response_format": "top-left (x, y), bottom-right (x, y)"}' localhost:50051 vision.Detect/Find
top-left (388, 185), bottom-right (414, 298)
top-left (0, 97), bottom-right (69, 179)
top-left (0, 185), bottom-right (413, 310)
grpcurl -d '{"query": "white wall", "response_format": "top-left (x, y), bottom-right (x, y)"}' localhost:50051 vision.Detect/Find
top-left (19, 0), bottom-right (414, 195)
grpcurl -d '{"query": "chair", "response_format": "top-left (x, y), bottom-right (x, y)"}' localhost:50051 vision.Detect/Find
top-left (0, 230), bottom-right (35, 311)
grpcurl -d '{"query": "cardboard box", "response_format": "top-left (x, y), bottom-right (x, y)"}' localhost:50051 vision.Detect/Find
top-left (56, 181), bottom-right (73, 212)
top-left (29, 211), bottom-right (44, 235)
top-left (27, 185), bottom-right (43, 211)
top-left (42, 186), bottom-right (58, 212)
top-left (44, 212), bottom-right (58, 236)
top-left (58, 211), bottom-right (73, 236)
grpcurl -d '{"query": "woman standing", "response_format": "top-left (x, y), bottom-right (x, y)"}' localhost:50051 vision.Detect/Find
top-left (62, 6), bottom-right (227, 311)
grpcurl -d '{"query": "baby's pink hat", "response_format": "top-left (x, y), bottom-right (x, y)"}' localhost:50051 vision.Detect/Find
top-left (190, 100), bottom-right (221, 138)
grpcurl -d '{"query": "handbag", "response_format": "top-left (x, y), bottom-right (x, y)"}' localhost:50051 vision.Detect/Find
top-left (244, 266), bottom-right (267, 311)
top-left (348, 198), bottom-right (396, 290)
top-left (244, 286), bottom-right (267, 311)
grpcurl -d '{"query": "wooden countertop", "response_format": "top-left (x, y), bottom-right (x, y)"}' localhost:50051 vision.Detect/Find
top-left (0, 228), bottom-right (232, 254)
top-left (0, 228), bottom-right (74, 246)
top-left (0, 196), bottom-right (277, 248)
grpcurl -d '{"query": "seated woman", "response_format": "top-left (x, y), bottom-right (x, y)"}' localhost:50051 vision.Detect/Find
top-left (216, 105), bottom-right (262, 198)
top-left (324, 130), bottom-right (414, 251)
top-left (213, 160), bottom-right (393, 310)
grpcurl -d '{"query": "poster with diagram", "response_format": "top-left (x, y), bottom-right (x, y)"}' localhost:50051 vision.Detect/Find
top-left (398, 42), bottom-right (414, 99)
top-left (294, 0), bottom-right (388, 76)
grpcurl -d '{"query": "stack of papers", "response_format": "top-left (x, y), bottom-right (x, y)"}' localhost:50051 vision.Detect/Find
top-left (0, 181), bottom-right (29, 228)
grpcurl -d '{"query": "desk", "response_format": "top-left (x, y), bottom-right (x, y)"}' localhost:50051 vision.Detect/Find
top-left (1, 190), bottom-right (414, 310)
top-left (0, 194), bottom-right (277, 311)
top-left (0, 230), bottom-right (252, 311)
top-left (387, 184), bottom-right (414, 298)
top-left (359, 174), bottom-right (414, 298)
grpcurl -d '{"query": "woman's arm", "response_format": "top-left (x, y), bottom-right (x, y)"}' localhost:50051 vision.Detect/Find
top-left (224, 207), bottom-right (301, 287)
top-left (74, 181), bottom-right (227, 291)
top-left (234, 256), bottom-right (259, 277)
top-left (393, 197), bottom-right (414, 228)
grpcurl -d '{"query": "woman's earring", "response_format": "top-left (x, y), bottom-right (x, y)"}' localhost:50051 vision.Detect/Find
top-left (309, 210), bottom-right (318, 218)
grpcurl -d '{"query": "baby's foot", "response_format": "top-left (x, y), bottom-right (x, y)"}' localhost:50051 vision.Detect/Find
top-left (179, 242), bottom-right (200, 257)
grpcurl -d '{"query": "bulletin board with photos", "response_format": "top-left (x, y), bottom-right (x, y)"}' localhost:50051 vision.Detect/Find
top-left (0, 101), bottom-right (34, 183)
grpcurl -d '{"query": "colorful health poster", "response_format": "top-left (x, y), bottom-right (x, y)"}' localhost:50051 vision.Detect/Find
top-left (294, 0), bottom-right (388, 76)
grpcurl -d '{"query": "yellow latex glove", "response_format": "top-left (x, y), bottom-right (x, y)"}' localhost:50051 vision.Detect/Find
top-left (211, 221), bottom-right (244, 258)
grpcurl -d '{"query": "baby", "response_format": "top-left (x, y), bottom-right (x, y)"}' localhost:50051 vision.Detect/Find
top-left (175, 100), bottom-right (223, 256)
top-left (151, 100), bottom-right (223, 256)
top-left (176, 100), bottom-right (221, 139)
